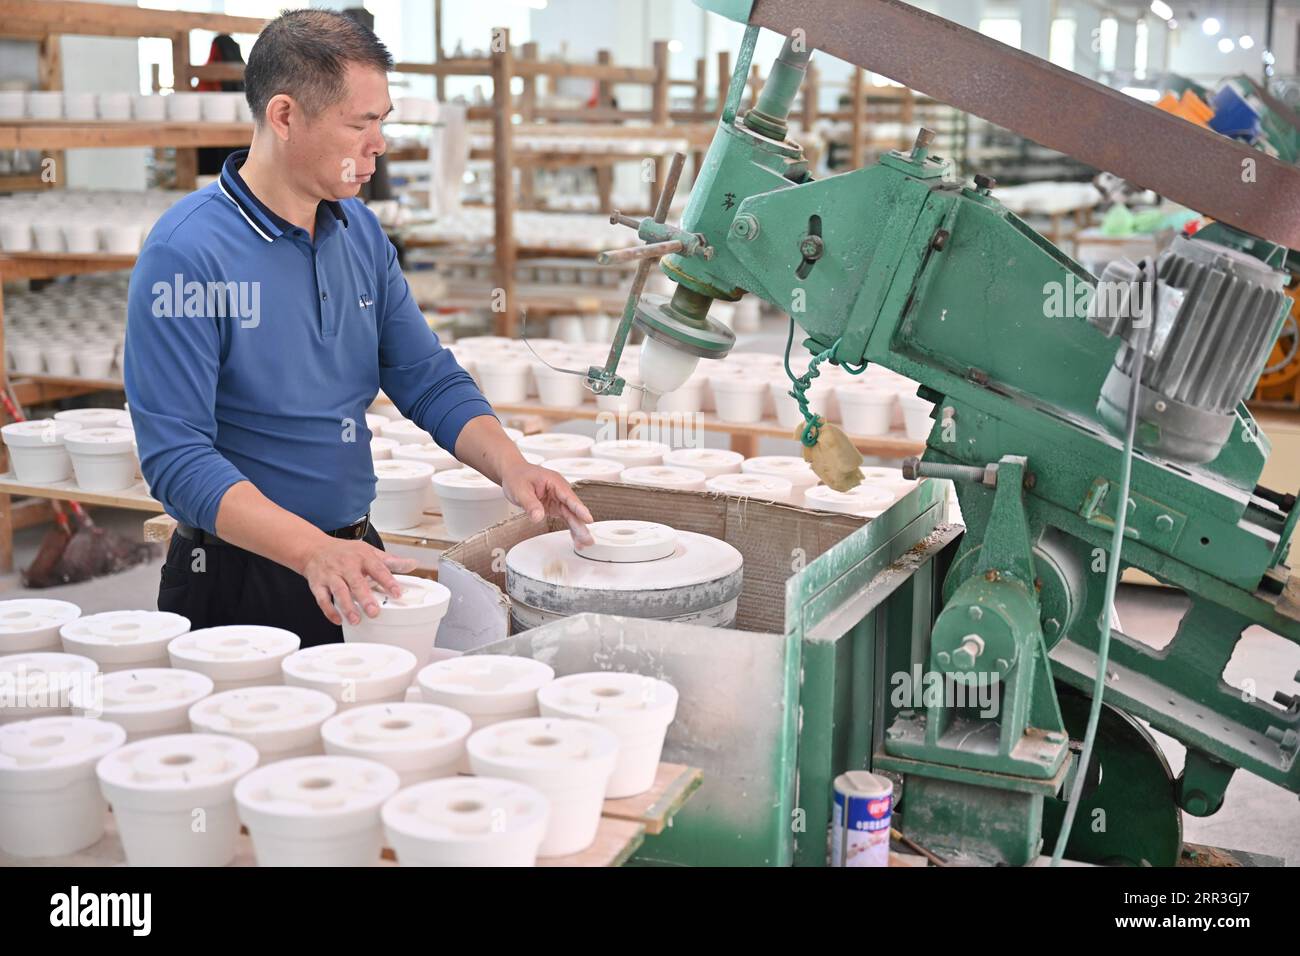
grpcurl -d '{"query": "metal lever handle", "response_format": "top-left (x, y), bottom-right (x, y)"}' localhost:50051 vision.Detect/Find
top-left (597, 240), bottom-right (685, 266)
top-left (587, 152), bottom-right (690, 396)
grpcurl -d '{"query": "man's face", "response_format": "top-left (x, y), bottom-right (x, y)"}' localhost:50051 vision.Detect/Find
top-left (287, 62), bottom-right (390, 201)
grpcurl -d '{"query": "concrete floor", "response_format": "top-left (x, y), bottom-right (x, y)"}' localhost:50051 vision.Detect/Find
top-left (3, 506), bottom-right (1296, 864)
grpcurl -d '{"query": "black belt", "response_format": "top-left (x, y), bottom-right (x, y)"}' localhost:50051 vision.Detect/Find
top-left (175, 514), bottom-right (371, 546)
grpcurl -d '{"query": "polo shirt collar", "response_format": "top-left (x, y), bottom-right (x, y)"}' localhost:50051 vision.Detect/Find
top-left (219, 149), bottom-right (349, 243)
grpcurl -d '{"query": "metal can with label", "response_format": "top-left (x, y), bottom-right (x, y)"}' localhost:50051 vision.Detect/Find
top-left (830, 770), bottom-right (893, 867)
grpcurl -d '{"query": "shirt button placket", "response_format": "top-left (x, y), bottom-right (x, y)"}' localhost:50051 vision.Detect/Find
top-left (314, 248), bottom-right (334, 336)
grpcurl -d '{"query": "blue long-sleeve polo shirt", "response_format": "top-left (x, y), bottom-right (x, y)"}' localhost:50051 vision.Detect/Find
top-left (124, 149), bottom-right (495, 534)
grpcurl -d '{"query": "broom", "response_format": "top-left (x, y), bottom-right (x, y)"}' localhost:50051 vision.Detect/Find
top-left (1, 388), bottom-right (157, 587)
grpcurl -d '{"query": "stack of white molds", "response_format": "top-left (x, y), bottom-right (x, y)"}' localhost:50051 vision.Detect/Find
top-left (371, 459), bottom-right (436, 531)
top-left (859, 466), bottom-right (919, 503)
top-left (537, 672), bottom-right (678, 798)
top-left (431, 469), bottom-right (512, 539)
top-left (63, 427), bottom-right (136, 491)
top-left (531, 360), bottom-right (589, 408)
top-left (95, 733), bottom-right (259, 866)
top-left (0, 652), bottom-right (98, 725)
top-left (834, 380), bottom-right (898, 436)
top-left (589, 439), bottom-right (668, 468)
top-left (392, 442), bottom-right (459, 512)
top-left (60, 610), bottom-right (191, 672)
top-left (321, 702), bottom-right (471, 786)
top-left (74, 668), bottom-right (214, 742)
top-left (167, 625), bottom-right (301, 693)
top-left (663, 447), bottom-right (743, 478)
top-left (708, 369), bottom-right (769, 423)
top-left (741, 456), bottom-right (819, 506)
top-left (476, 356), bottom-right (531, 404)
top-left (367, 396), bottom-right (403, 422)
top-left (0, 599), bottom-right (81, 654)
top-left (505, 520), bottom-right (743, 631)
top-left (380, 419), bottom-right (428, 446)
top-left (705, 472), bottom-right (793, 504)
top-left (899, 389), bottom-right (936, 440)
top-left (53, 408), bottom-right (126, 429)
top-left (234, 755), bottom-right (401, 866)
top-left (0, 716), bottom-right (126, 857)
top-left (189, 686), bottom-right (337, 763)
top-left (545, 457), bottom-right (625, 484)
top-left (416, 655), bottom-right (555, 732)
top-left (1, 419), bottom-right (82, 483)
top-left (656, 372), bottom-right (706, 414)
top-left (768, 376), bottom-right (809, 429)
top-left (340, 576), bottom-right (451, 668)
top-left (281, 642), bottom-right (417, 712)
top-left (803, 484), bottom-right (895, 518)
top-left (370, 436), bottom-right (400, 461)
top-left (467, 717), bottom-right (618, 857)
top-left (516, 432), bottom-right (594, 461)
top-left (382, 777), bottom-right (549, 866)
top-left (620, 465), bottom-right (708, 492)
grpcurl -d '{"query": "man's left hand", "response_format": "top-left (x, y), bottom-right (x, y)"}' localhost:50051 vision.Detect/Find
top-left (499, 461), bottom-right (595, 547)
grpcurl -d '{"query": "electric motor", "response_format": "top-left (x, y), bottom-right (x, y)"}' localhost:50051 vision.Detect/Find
top-left (1088, 234), bottom-right (1291, 463)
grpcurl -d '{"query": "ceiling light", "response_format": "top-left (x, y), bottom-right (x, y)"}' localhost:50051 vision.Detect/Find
top-left (1239, 35), bottom-right (1255, 50)
top-left (1149, 1), bottom-right (1174, 20)
top-left (1218, 37), bottom-right (1235, 53)
top-left (1202, 17), bottom-right (1221, 36)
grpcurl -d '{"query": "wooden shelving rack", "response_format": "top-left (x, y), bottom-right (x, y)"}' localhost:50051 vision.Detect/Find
top-left (391, 16), bottom-right (718, 339)
top-left (0, 0), bottom-right (269, 570)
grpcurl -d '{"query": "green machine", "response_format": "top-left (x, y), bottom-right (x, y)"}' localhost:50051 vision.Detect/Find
top-left (582, 0), bottom-right (1300, 865)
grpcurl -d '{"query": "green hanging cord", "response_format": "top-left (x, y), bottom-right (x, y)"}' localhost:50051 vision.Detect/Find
top-left (781, 315), bottom-right (866, 447)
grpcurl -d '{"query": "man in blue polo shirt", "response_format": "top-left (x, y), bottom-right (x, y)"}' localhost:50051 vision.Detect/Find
top-left (125, 9), bottom-right (592, 647)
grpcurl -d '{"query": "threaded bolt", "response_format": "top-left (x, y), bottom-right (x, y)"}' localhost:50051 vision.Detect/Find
top-left (952, 635), bottom-right (984, 670)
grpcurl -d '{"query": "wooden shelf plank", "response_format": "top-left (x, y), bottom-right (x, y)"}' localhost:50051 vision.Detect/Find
top-left (0, 0), bottom-right (266, 39)
top-left (11, 372), bottom-right (124, 391)
top-left (0, 474), bottom-right (160, 512)
top-left (0, 121), bottom-right (252, 150)
top-left (601, 763), bottom-right (702, 836)
top-left (0, 252), bottom-right (135, 280)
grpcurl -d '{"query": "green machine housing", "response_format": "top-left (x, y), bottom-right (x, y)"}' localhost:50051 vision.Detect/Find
top-left (613, 2), bottom-right (1300, 864)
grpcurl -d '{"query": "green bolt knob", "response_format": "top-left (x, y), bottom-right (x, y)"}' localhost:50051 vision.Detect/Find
top-left (731, 214), bottom-right (760, 240)
top-left (1155, 514), bottom-right (1174, 532)
top-left (967, 605), bottom-right (983, 622)
top-left (935, 651), bottom-right (951, 666)
top-left (1043, 617), bottom-right (1061, 637)
top-left (1184, 792), bottom-right (1209, 816)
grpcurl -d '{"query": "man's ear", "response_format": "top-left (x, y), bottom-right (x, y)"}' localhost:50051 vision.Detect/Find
top-left (263, 93), bottom-right (297, 141)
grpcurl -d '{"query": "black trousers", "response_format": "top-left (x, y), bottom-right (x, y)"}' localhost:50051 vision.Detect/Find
top-left (157, 527), bottom-right (385, 648)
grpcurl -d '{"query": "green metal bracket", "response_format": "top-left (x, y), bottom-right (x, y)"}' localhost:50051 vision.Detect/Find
top-left (1080, 478), bottom-right (1189, 547)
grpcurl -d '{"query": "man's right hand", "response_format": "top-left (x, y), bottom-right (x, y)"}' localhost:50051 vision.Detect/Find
top-left (301, 537), bottom-right (419, 626)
